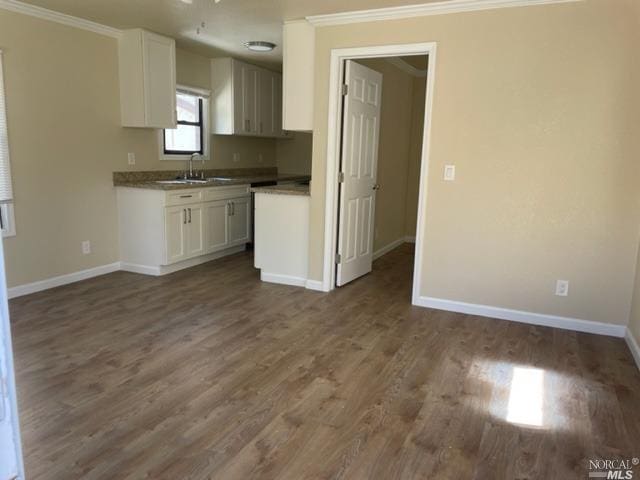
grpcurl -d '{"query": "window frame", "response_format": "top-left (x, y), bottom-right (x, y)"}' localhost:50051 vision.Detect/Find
top-left (159, 85), bottom-right (211, 161)
top-left (1, 202), bottom-right (15, 238)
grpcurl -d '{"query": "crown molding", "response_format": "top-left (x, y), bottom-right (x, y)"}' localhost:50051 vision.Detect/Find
top-left (0, 0), bottom-right (122, 38)
top-left (386, 57), bottom-right (427, 77)
top-left (306, 0), bottom-right (583, 26)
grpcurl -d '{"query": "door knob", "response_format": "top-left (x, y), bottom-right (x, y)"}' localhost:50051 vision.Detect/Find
top-left (373, 184), bottom-right (381, 190)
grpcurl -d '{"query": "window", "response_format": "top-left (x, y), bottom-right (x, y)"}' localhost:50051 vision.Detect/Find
top-left (160, 86), bottom-right (210, 160)
top-left (0, 51), bottom-right (15, 238)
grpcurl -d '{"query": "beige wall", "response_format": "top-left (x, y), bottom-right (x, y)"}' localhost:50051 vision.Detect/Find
top-left (0, 10), bottom-right (300, 288)
top-left (308, 0), bottom-right (640, 326)
top-left (0, 11), bottom-right (150, 287)
top-left (276, 132), bottom-right (313, 175)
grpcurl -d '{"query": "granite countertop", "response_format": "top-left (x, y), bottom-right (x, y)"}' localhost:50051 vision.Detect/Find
top-left (113, 169), bottom-right (310, 191)
top-left (251, 184), bottom-right (310, 196)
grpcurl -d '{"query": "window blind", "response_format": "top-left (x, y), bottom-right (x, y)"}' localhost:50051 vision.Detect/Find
top-left (0, 51), bottom-right (13, 203)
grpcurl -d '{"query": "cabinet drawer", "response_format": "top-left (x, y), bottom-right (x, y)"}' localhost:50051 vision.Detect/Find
top-left (203, 185), bottom-right (250, 202)
top-left (165, 190), bottom-right (203, 206)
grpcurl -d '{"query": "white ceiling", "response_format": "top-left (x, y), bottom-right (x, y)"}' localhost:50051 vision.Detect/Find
top-left (17, 0), bottom-right (444, 67)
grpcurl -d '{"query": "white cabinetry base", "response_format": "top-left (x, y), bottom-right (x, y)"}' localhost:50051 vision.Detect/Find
top-left (121, 244), bottom-right (246, 276)
top-left (260, 271), bottom-right (307, 287)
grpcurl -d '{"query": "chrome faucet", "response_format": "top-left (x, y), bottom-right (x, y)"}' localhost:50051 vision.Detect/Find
top-left (185, 153), bottom-right (199, 179)
top-left (200, 154), bottom-right (206, 179)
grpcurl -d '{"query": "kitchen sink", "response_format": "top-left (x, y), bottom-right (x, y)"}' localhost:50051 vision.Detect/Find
top-left (155, 179), bottom-right (209, 185)
top-left (207, 176), bottom-right (235, 182)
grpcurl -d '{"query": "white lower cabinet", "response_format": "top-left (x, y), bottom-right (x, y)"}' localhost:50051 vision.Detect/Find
top-left (205, 199), bottom-right (229, 252)
top-left (166, 204), bottom-right (207, 263)
top-left (228, 196), bottom-right (251, 246)
top-left (165, 206), bottom-right (188, 263)
top-left (186, 204), bottom-right (205, 258)
top-left (117, 185), bottom-right (251, 275)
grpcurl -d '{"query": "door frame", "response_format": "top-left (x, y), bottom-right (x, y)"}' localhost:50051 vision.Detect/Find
top-left (321, 42), bottom-right (437, 306)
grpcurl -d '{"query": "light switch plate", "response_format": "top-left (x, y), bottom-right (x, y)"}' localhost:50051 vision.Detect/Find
top-left (555, 280), bottom-right (569, 297)
top-left (444, 165), bottom-right (456, 181)
top-left (127, 152), bottom-right (136, 165)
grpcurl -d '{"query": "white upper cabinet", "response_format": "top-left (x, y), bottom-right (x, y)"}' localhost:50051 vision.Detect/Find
top-left (283, 20), bottom-right (315, 132)
top-left (235, 60), bottom-right (260, 135)
top-left (118, 29), bottom-right (177, 129)
top-left (211, 58), bottom-right (288, 138)
top-left (260, 70), bottom-right (287, 138)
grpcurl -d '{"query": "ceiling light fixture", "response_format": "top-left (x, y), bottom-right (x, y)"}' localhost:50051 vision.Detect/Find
top-left (244, 41), bottom-right (276, 52)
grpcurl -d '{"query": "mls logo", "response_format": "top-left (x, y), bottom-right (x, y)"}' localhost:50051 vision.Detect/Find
top-left (588, 458), bottom-right (638, 479)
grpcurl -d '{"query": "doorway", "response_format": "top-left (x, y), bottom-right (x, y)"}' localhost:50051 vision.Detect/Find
top-left (322, 43), bottom-right (437, 304)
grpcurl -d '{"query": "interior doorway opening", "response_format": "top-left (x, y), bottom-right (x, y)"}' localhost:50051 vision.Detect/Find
top-left (323, 43), bottom-right (437, 304)
top-left (335, 55), bottom-right (428, 288)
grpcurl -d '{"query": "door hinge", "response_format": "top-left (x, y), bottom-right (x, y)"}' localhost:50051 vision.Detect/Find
top-left (335, 253), bottom-right (342, 264)
top-left (341, 84), bottom-right (348, 96)
top-left (338, 172), bottom-right (345, 183)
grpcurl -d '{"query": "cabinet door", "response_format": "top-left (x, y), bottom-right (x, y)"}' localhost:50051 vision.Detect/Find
top-left (259, 71), bottom-right (283, 138)
top-left (259, 70), bottom-right (274, 137)
top-left (274, 73), bottom-right (284, 137)
top-left (143, 31), bottom-right (176, 128)
top-left (186, 205), bottom-right (205, 258)
top-left (228, 196), bottom-right (251, 246)
top-left (205, 200), bottom-right (229, 253)
top-left (165, 206), bottom-right (187, 264)
top-left (234, 61), bottom-right (259, 135)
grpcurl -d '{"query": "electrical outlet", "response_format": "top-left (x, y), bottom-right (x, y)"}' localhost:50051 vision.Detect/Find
top-left (444, 165), bottom-right (456, 181)
top-left (233, 152), bottom-right (240, 163)
top-left (82, 240), bottom-right (91, 255)
top-left (555, 280), bottom-right (569, 297)
top-left (127, 152), bottom-right (136, 165)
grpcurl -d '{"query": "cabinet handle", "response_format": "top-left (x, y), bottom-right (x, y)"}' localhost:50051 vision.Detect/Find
top-left (245, 119), bottom-right (250, 131)
top-left (188, 208), bottom-right (192, 223)
top-left (227, 202), bottom-right (231, 217)
top-left (180, 195), bottom-right (193, 198)
top-left (232, 202), bottom-right (235, 216)
top-left (183, 209), bottom-right (187, 225)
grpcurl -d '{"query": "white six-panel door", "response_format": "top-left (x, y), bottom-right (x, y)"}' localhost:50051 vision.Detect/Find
top-left (336, 60), bottom-right (383, 287)
top-left (0, 233), bottom-right (24, 479)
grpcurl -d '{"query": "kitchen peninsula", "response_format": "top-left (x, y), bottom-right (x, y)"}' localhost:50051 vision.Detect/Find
top-left (252, 182), bottom-right (311, 288)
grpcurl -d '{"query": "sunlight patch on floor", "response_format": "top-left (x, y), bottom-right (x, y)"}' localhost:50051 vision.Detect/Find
top-left (506, 366), bottom-right (545, 428)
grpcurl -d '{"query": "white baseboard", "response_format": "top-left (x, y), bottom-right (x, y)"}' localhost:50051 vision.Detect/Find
top-left (305, 279), bottom-right (327, 291)
top-left (373, 236), bottom-right (417, 260)
top-left (373, 237), bottom-right (406, 260)
top-left (8, 262), bottom-right (121, 299)
top-left (9, 245), bottom-right (248, 299)
top-left (414, 295), bottom-right (627, 338)
top-left (626, 329), bottom-right (640, 371)
top-left (119, 262), bottom-right (161, 276)
top-left (261, 271), bottom-right (307, 287)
